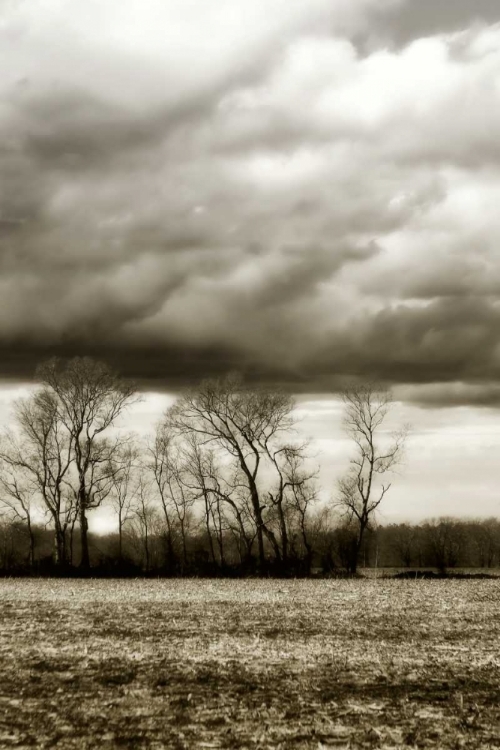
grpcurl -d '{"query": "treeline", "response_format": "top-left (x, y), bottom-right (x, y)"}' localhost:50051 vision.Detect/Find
top-left (356, 518), bottom-right (500, 573)
top-left (1, 515), bottom-right (499, 576)
top-left (0, 355), bottom-right (497, 577)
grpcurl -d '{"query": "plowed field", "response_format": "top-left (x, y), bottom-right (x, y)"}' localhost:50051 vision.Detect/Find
top-left (1, 579), bottom-right (500, 748)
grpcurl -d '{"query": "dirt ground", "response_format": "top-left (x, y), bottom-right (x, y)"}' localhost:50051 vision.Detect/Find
top-left (1, 578), bottom-right (500, 749)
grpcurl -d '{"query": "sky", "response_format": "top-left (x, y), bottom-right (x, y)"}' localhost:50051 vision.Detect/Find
top-left (1, 0), bottom-right (500, 524)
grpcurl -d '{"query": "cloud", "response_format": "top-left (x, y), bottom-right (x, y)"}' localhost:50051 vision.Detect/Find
top-left (308, 296), bottom-right (500, 391)
top-left (371, 0), bottom-right (500, 49)
top-left (395, 382), bottom-right (500, 409)
top-left (0, 2), bottom-right (499, 405)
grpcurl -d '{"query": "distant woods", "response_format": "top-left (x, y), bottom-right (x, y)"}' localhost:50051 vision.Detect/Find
top-left (0, 356), bottom-right (492, 578)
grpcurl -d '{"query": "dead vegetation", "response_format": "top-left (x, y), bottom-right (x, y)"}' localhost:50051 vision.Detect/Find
top-left (1, 579), bottom-right (500, 748)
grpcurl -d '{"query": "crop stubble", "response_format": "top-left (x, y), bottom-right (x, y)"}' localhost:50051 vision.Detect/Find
top-left (1, 579), bottom-right (500, 748)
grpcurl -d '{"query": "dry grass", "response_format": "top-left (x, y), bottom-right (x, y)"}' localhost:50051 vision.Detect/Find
top-left (1, 578), bottom-right (500, 748)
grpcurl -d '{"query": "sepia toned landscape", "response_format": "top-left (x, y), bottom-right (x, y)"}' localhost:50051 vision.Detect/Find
top-left (2, 0), bottom-right (500, 747)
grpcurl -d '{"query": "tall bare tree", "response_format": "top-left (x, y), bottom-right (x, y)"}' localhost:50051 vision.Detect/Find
top-left (177, 432), bottom-right (254, 569)
top-left (169, 374), bottom-right (295, 572)
top-left (278, 447), bottom-right (318, 573)
top-left (146, 426), bottom-right (196, 573)
top-left (337, 384), bottom-right (408, 574)
top-left (0, 389), bottom-right (75, 567)
top-left (146, 423), bottom-right (179, 571)
top-left (166, 452), bottom-right (196, 573)
top-left (180, 432), bottom-right (220, 566)
top-left (132, 475), bottom-right (158, 571)
top-left (37, 357), bottom-right (137, 569)
top-left (108, 441), bottom-right (140, 563)
top-left (264, 442), bottom-right (317, 569)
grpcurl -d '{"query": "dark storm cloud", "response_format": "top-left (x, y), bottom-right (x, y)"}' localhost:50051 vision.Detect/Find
top-left (1, 1), bottom-right (500, 406)
top-left (378, 0), bottom-right (500, 48)
top-left (284, 295), bottom-right (500, 404)
top-left (327, 297), bottom-right (500, 385)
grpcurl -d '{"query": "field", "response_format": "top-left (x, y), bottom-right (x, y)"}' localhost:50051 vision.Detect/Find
top-left (1, 580), bottom-right (500, 749)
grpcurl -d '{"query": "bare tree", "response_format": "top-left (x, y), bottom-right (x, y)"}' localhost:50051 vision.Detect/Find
top-left (146, 426), bottom-right (196, 573)
top-left (337, 384), bottom-right (408, 574)
top-left (0, 389), bottom-right (75, 567)
top-left (37, 357), bottom-right (137, 569)
top-left (132, 475), bottom-right (158, 572)
top-left (169, 374), bottom-right (295, 572)
top-left (201, 461), bottom-right (258, 567)
top-left (0, 459), bottom-right (38, 568)
top-left (179, 432), bottom-right (219, 567)
top-left (168, 459), bottom-right (196, 573)
top-left (264, 442), bottom-right (317, 570)
top-left (146, 423), bottom-right (179, 572)
top-left (108, 441), bottom-right (140, 563)
top-left (281, 449), bottom-right (319, 573)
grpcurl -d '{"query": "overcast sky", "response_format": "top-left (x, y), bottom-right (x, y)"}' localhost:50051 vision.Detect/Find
top-left (1, 0), bottom-right (500, 523)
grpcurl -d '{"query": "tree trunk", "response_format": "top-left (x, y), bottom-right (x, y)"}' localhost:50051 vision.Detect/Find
top-left (69, 514), bottom-right (77, 566)
top-left (144, 527), bottom-right (150, 571)
top-left (352, 518), bottom-right (369, 575)
top-left (180, 519), bottom-right (188, 574)
top-left (26, 518), bottom-right (35, 570)
top-left (118, 508), bottom-right (123, 563)
top-left (164, 531), bottom-right (175, 573)
top-left (300, 524), bottom-right (313, 576)
top-left (276, 499), bottom-right (288, 569)
top-left (236, 451), bottom-right (267, 573)
top-left (204, 494), bottom-right (216, 565)
top-left (249, 486), bottom-right (266, 572)
top-left (53, 521), bottom-right (66, 568)
top-left (218, 518), bottom-right (225, 567)
top-left (79, 492), bottom-right (90, 570)
top-left (244, 485), bottom-right (266, 573)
